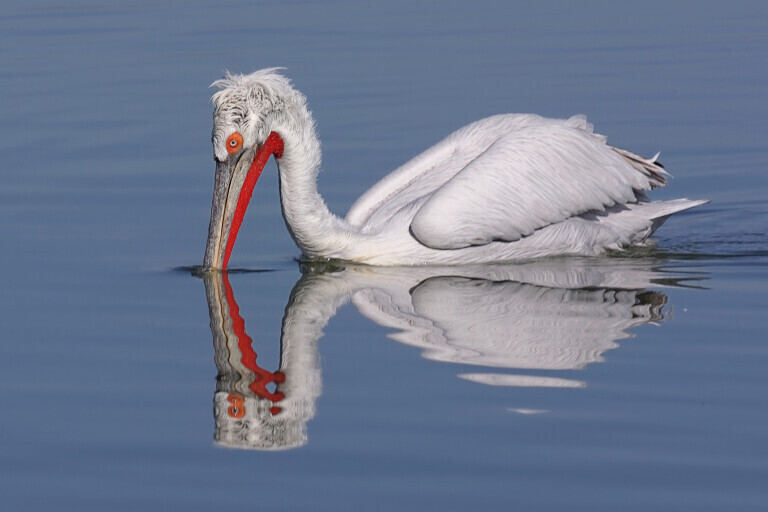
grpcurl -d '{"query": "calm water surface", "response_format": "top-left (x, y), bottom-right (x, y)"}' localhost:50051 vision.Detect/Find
top-left (1, 1), bottom-right (767, 510)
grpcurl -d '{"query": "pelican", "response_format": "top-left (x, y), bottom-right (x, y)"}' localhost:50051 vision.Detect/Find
top-left (203, 68), bottom-right (706, 269)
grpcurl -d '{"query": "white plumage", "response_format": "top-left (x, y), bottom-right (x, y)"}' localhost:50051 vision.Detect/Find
top-left (203, 68), bottom-right (706, 268)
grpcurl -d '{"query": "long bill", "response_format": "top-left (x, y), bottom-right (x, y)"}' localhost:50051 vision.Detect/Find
top-left (203, 132), bottom-right (284, 270)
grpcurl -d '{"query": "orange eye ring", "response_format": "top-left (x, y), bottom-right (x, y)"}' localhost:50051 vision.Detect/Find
top-left (226, 393), bottom-right (246, 418)
top-left (225, 132), bottom-right (243, 155)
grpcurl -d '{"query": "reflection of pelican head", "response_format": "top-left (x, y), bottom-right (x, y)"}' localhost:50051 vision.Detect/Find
top-left (203, 272), bottom-right (320, 450)
top-left (213, 392), bottom-right (309, 450)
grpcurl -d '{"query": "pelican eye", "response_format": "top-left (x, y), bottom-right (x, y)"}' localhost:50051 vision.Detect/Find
top-left (225, 132), bottom-right (244, 155)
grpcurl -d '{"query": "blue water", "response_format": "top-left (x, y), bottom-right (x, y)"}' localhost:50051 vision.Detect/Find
top-left (2, 1), bottom-right (767, 510)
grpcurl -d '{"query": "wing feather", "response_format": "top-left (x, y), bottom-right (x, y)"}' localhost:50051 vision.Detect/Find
top-left (346, 114), bottom-right (540, 229)
top-left (410, 123), bottom-right (664, 250)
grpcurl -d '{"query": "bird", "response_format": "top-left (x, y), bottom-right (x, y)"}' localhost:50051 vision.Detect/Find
top-left (203, 68), bottom-right (706, 269)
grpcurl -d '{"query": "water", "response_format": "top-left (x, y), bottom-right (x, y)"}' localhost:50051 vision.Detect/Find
top-left (2, 1), bottom-right (767, 510)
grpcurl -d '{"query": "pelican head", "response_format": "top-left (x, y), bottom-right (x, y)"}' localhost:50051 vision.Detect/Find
top-left (203, 68), bottom-right (314, 269)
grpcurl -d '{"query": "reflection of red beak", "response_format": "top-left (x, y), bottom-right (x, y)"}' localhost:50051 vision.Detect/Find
top-left (222, 272), bottom-right (286, 414)
top-left (203, 132), bottom-right (284, 270)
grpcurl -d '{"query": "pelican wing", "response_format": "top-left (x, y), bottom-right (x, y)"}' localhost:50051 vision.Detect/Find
top-left (347, 115), bottom-right (544, 229)
top-left (410, 122), bottom-right (668, 249)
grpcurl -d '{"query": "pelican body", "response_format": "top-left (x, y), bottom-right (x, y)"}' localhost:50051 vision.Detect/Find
top-left (203, 68), bottom-right (705, 269)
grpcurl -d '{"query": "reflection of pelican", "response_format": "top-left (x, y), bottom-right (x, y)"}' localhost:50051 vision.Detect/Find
top-left (200, 258), bottom-right (702, 450)
top-left (203, 68), bottom-right (706, 269)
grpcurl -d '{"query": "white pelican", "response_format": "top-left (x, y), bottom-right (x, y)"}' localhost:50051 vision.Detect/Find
top-left (203, 68), bottom-right (706, 269)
